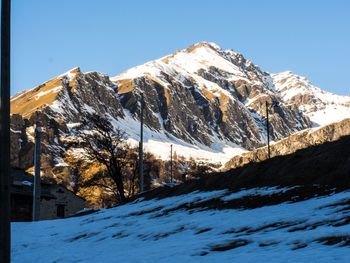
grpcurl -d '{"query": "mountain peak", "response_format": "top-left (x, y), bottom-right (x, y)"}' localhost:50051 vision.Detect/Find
top-left (10, 67), bottom-right (82, 118)
top-left (272, 71), bottom-right (350, 126)
top-left (272, 71), bottom-right (315, 93)
top-left (185, 41), bottom-right (223, 53)
top-left (114, 41), bottom-right (244, 82)
top-left (58, 66), bottom-right (81, 78)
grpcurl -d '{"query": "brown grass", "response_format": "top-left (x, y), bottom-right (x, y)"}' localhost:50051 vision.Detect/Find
top-left (200, 86), bottom-right (215, 101)
top-left (67, 67), bottom-right (80, 92)
top-left (11, 77), bottom-right (62, 117)
top-left (10, 68), bottom-right (80, 117)
top-left (115, 79), bottom-right (135, 94)
top-left (218, 92), bottom-right (230, 122)
top-left (163, 87), bottom-right (171, 106)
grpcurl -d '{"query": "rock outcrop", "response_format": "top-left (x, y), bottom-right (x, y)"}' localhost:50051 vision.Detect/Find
top-left (224, 118), bottom-right (350, 170)
top-left (272, 71), bottom-right (350, 127)
top-left (112, 42), bottom-right (312, 151)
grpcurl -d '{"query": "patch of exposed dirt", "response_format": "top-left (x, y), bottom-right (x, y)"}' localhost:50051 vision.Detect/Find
top-left (209, 239), bottom-right (251, 252)
top-left (316, 235), bottom-right (350, 247)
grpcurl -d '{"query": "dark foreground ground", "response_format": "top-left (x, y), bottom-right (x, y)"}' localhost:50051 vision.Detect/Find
top-left (143, 134), bottom-right (350, 200)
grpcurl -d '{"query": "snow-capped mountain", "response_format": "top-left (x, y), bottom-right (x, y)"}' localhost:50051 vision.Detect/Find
top-left (272, 71), bottom-right (350, 127)
top-left (110, 42), bottom-right (310, 156)
top-left (9, 42), bottom-right (349, 172)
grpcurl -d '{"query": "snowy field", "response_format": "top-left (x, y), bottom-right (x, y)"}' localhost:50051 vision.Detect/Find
top-left (12, 187), bottom-right (350, 262)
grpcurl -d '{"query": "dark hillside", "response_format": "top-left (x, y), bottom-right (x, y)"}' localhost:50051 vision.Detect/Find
top-left (143, 134), bottom-right (350, 200)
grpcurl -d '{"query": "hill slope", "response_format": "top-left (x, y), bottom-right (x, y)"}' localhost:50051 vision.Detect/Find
top-left (224, 118), bottom-right (350, 170)
top-left (12, 135), bottom-right (350, 262)
top-left (12, 188), bottom-right (350, 262)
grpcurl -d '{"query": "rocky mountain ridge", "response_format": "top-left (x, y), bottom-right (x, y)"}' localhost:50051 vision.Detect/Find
top-left (112, 42), bottom-right (311, 150)
top-left (272, 71), bottom-right (350, 126)
top-left (9, 42), bottom-right (350, 172)
top-left (224, 118), bottom-right (350, 170)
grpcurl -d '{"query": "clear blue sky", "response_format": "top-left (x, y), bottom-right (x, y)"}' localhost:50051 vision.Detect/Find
top-left (12, 0), bottom-right (350, 95)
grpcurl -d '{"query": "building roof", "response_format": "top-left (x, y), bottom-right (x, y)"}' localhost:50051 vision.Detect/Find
top-left (11, 168), bottom-right (55, 198)
top-left (10, 168), bottom-right (85, 201)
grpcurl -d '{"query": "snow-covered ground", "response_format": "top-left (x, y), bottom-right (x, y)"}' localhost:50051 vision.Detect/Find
top-left (12, 187), bottom-right (350, 262)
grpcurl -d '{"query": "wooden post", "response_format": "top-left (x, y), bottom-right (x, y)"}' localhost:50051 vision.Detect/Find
top-left (138, 93), bottom-right (144, 192)
top-left (0, 0), bottom-right (11, 261)
top-left (170, 144), bottom-right (173, 184)
top-left (265, 101), bottom-right (270, 159)
top-left (32, 126), bottom-right (42, 221)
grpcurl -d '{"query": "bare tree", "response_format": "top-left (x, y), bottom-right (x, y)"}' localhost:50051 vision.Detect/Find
top-left (76, 113), bottom-right (129, 203)
top-left (67, 155), bottom-right (84, 194)
top-left (122, 147), bottom-right (139, 198)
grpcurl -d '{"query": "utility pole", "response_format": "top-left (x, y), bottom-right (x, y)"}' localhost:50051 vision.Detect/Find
top-left (265, 101), bottom-right (270, 159)
top-left (32, 125), bottom-right (42, 221)
top-left (138, 93), bottom-right (144, 192)
top-left (170, 144), bottom-right (173, 184)
top-left (265, 100), bottom-right (279, 159)
top-left (0, 0), bottom-right (11, 262)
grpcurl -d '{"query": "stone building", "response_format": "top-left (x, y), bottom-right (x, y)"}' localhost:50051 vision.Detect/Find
top-left (11, 169), bottom-right (86, 221)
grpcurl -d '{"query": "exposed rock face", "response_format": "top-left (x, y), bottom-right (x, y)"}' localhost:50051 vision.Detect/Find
top-left (10, 114), bottom-right (33, 169)
top-left (10, 68), bottom-right (125, 170)
top-left (113, 42), bottom-right (311, 150)
top-left (224, 118), bottom-right (350, 170)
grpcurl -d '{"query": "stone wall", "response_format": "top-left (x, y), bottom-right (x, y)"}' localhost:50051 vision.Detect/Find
top-left (40, 185), bottom-right (85, 220)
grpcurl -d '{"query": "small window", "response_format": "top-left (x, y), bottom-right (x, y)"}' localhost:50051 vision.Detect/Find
top-left (56, 204), bottom-right (65, 218)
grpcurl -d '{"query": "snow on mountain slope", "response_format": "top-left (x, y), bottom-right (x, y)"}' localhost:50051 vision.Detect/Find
top-left (113, 42), bottom-right (274, 104)
top-left (272, 71), bottom-right (350, 127)
top-left (113, 42), bottom-right (248, 82)
top-left (112, 42), bottom-right (310, 153)
top-left (108, 110), bottom-right (247, 163)
top-left (12, 187), bottom-right (350, 262)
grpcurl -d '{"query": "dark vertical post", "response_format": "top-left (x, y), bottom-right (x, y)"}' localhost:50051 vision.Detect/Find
top-left (265, 101), bottom-right (270, 159)
top-left (0, 0), bottom-right (11, 261)
top-left (138, 93), bottom-right (144, 192)
top-left (32, 126), bottom-right (42, 221)
top-left (170, 144), bottom-right (173, 184)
